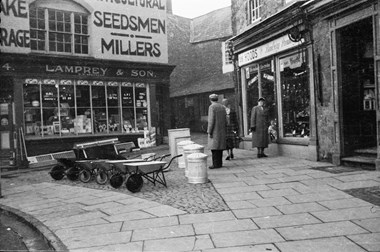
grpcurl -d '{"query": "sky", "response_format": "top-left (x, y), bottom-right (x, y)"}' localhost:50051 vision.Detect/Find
top-left (171, 0), bottom-right (231, 19)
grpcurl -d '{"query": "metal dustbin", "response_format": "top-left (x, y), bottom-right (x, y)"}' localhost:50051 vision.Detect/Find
top-left (187, 153), bottom-right (208, 184)
top-left (176, 140), bottom-right (194, 168)
top-left (183, 144), bottom-right (204, 177)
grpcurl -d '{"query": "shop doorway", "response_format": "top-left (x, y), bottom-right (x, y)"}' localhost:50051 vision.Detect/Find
top-left (0, 78), bottom-right (15, 167)
top-left (338, 17), bottom-right (376, 156)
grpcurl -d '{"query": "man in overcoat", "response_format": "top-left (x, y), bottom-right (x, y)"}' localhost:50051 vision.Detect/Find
top-left (207, 94), bottom-right (226, 169)
top-left (250, 97), bottom-right (269, 158)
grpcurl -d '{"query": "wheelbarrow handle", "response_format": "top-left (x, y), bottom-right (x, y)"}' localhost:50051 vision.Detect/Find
top-left (163, 154), bottom-right (182, 170)
top-left (156, 153), bottom-right (171, 161)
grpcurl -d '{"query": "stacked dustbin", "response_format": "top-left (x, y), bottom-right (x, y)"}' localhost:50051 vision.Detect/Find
top-left (183, 144), bottom-right (208, 184)
top-left (176, 140), bottom-right (195, 169)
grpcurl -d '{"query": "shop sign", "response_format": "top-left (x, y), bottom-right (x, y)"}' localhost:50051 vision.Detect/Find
top-left (91, 0), bottom-right (168, 64)
top-left (0, 0), bottom-right (31, 54)
top-left (0, 0), bottom-right (168, 64)
top-left (238, 35), bottom-right (302, 67)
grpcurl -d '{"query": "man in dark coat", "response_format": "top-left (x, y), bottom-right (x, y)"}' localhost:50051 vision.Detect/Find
top-left (250, 97), bottom-right (269, 158)
top-left (207, 94), bottom-right (226, 169)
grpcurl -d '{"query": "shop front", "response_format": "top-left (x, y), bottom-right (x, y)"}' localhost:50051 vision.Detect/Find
top-left (0, 0), bottom-right (173, 167)
top-left (232, 2), bottom-right (318, 161)
top-left (307, 0), bottom-right (380, 168)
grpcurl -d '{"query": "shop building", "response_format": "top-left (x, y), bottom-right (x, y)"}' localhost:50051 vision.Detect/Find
top-left (0, 0), bottom-right (174, 167)
top-left (230, 0), bottom-right (379, 169)
top-left (168, 7), bottom-right (235, 132)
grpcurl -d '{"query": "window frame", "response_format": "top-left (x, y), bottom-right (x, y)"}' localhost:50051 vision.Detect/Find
top-left (29, 4), bottom-right (89, 55)
top-left (248, 0), bottom-right (262, 24)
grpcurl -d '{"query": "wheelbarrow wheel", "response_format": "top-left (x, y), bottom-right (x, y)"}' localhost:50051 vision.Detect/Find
top-left (109, 174), bottom-right (124, 188)
top-left (96, 168), bottom-right (109, 185)
top-left (126, 174), bottom-right (143, 193)
top-left (79, 168), bottom-right (92, 183)
top-left (50, 164), bottom-right (65, 180)
top-left (66, 166), bottom-right (80, 181)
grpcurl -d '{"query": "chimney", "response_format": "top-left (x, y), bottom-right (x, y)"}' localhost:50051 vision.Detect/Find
top-left (166, 0), bottom-right (172, 14)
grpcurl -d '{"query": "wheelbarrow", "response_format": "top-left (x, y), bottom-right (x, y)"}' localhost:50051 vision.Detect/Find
top-left (109, 154), bottom-right (182, 192)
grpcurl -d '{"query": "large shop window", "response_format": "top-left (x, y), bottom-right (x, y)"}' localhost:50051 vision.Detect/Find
top-left (23, 79), bottom-right (148, 138)
top-left (279, 51), bottom-right (310, 138)
top-left (29, 5), bottom-right (89, 54)
top-left (245, 60), bottom-right (277, 136)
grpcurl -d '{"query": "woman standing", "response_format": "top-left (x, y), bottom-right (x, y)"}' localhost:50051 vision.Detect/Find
top-left (222, 99), bottom-right (239, 160)
top-left (250, 97), bottom-right (269, 158)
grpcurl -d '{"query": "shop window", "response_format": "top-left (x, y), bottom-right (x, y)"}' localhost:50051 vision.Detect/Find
top-left (75, 80), bottom-right (92, 134)
top-left (245, 60), bottom-right (277, 138)
top-left (23, 79), bottom-right (149, 138)
top-left (135, 84), bottom-right (148, 130)
top-left (92, 82), bottom-right (107, 133)
top-left (29, 2), bottom-right (89, 55)
top-left (121, 83), bottom-right (135, 133)
top-left (279, 51), bottom-right (310, 138)
top-left (247, 0), bottom-right (262, 24)
top-left (107, 82), bottom-right (121, 133)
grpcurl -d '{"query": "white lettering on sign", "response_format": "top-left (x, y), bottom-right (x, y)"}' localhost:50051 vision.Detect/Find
top-left (131, 69), bottom-right (154, 78)
top-left (238, 35), bottom-right (302, 67)
top-left (46, 65), bottom-right (108, 76)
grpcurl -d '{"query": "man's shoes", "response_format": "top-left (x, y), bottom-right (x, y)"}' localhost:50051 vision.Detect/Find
top-left (230, 153), bottom-right (234, 159)
top-left (225, 156), bottom-right (230, 161)
top-left (257, 154), bottom-right (262, 158)
top-left (261, 153), bottom-right (268, 157)
top-left (209, 166), bottom-right (221, 169)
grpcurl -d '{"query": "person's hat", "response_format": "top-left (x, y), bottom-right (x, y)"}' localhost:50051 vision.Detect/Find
top-left (209, 94), bottom-right (218, 101)
top-left (258, 97), bottom-right (265, 102)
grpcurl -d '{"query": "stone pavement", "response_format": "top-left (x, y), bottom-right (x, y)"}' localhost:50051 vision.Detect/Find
top-left (1, 138), bottom-right (380, 251)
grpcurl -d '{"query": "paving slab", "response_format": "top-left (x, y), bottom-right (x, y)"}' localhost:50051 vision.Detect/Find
top-left (202, 244), bottom-right (280, 252)
top-left (210, 229), bottom-right (284, 247)
top-left (275, 202), bottom-right (328, 214)
top-left (275, 236), bottom-right (366, 252)
top-left (70, 241), bottom-right (143, 252)
top-left (352, 218), bottom-right (380, 232)
top-left (121, 216), bottom-right (179, 231)
top-left (55, 222), bottom-right (123, 240)
top-left (63, 231), bottom-right (132, 250)
top-left (131, 224), bottom-right (194, 241)
top-left (276, 221), bottom-right (368, 240)
top-left (248, 196), bottom-right (291, 207)
top-left (347, 233), bottom-right (380, 252)
top-left (179, 211), bottom-right (236, 225)
top-left (311, 206), bottom-right (380, 222)
top-left (194, 219), bottom-right (258, 234)
top-left (232, 206), bottom-right (282, 219)
top-left (252, 213), bottom-right (321, 228)
top-left (318, 198), bottom-right (373, 209)
top-left (143, 235), bottom-right (214, 251)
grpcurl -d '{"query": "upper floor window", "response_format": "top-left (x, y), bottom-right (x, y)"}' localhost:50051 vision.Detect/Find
top-left (29, 2), bottom-right (89, 55)
top-left (248, 0), bottom-right (262, 24)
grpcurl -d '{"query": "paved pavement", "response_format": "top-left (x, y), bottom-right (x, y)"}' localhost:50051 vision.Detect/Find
top-left (1, 134), bottom-right (380, 252)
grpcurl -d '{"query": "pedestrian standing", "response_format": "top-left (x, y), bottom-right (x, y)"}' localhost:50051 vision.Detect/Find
top-left (207, 94), bottom-right (226, 169)
top-left (222, 98), bottom-right (239, 160)
top-left (250, 97), bottom-right (269, 158)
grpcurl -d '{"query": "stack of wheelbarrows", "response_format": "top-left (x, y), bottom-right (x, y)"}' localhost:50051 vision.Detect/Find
top-left (49, 138), bottom-right (181, 193)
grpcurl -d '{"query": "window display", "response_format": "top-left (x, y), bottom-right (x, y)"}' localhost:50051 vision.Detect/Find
top-left (23, 79), bottom-right (149, 138)
top-left (279, 51), bottom-right (310, 138)
top-left (244, 60), bottom-right (277, 138)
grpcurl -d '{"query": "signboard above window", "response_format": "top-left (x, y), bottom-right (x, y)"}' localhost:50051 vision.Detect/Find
top-left (0, 0), bottom-right (168, 64)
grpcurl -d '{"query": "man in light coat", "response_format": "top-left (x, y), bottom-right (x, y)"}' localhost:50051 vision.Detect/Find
top-left (207, 94), bottom-right (226, 169)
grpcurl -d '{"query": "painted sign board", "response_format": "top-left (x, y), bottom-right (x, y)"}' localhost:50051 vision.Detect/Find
top-left (0, 0), bottom-right (168, 64)
top-left (238, 35), bottom-right (302, 67)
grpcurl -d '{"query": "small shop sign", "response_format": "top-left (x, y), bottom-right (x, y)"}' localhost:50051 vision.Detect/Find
top-left (238, 35), bottom-right (303, 67)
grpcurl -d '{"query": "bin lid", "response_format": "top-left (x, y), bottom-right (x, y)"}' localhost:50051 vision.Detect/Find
top-left (177, 140), bottom-right (194, 146)
top-left (183, 144), bottom-right (204, 151)
top-left (187, 153), bottom-right (208, 160)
